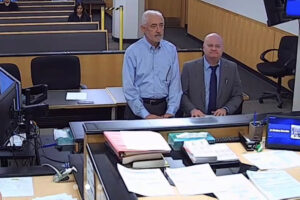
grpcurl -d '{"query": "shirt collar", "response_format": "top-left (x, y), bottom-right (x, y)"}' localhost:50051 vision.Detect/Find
top-left (204, 56), bottom-right (221, 70)
top-left (142, 36), bottom-right (161, 50)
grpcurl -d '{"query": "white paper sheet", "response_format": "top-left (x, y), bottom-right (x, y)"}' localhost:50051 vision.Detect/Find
top-left (247, 170), bottom-right (300, 200)
top-left (66, 92), bottom-right (87, 100)
top-left (120, 131), bottom-right (171, 151)
top-left (117, 164), bottom-right (175, 197)
top-left (243, 150), bottom-right (300, 169)
top-left (0, 177), bottom-right (34, 197)
top-left (165, 164), bottom-right (218, 195)
top-left (214, 174), bottom-right (267, 200)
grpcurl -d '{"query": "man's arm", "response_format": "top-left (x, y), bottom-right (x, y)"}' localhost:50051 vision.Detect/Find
top-left (180, 62), bottom-right (199, 115)
top-left (122, 50), bottom-right (150, 118)
top-left (165, 50), bottom-right (182, 117)
top-left (223, 64), bottom-right (243, 114)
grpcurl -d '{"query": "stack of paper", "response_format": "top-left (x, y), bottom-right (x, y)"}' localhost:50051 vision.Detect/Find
top-left (183, 139), bottom-right (239, 164)
top-left (104, 131), bottom-right (171, 164)
top-left (243, 150), bottom-right (300, 169)
top-left (247, 170), bottom-right (300, 200)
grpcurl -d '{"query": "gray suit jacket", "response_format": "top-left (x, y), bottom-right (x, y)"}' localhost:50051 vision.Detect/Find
top-left (181, 57), bottom-right (243, 116)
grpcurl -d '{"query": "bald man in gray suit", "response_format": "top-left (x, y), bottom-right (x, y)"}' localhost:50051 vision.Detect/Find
top-left (181, 33), bottom-right (243, 117)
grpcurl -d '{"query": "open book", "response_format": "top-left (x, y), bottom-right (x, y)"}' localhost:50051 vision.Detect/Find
top-left (183, 139), bottom-right (239, 164)
top-left (104, 131), bottom-right (171, 164)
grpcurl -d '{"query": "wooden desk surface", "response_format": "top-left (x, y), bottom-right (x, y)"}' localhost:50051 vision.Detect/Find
top-left (46, 89), bottom-right (115, 109)
top-left (5, 175), bottom-right (81, 200)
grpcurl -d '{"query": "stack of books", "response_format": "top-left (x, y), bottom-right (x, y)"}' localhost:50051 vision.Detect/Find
top-left (183, 139), bottom-right (239, 164)
top-left (104, 131), bottom-right (171, 168)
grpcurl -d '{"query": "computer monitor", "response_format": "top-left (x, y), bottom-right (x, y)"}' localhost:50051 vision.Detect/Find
top-left (285, 0), bottom-right (300, 18)
top-left (265, 115), bottom-right (300, 150)
top-left (0, 67), bottom-right (22, 147)
top-left (263, 0), bottom-right (292, 26)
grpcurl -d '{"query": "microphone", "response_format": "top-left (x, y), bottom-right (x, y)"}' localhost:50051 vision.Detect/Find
top-left (42, 163), bottom-right (77, 183)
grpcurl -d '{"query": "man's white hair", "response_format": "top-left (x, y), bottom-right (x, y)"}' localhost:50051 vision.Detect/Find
top-left (141, 10), bottom-right (164, 25)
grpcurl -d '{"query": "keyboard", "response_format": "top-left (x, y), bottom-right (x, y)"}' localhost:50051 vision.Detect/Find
top-left (215, 136), bottom-right (240, 143)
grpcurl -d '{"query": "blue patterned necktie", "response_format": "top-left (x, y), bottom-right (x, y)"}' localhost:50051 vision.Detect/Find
top-left (207, 65), bottom-right (218, 114)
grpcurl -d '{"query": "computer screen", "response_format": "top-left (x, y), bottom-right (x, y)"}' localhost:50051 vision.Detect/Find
top-left (266, 115), bottom-right (300, 150)
top-left (0, 67), bottom-right (21, 147)
top-left (286, 0), bottom-right (300, 17)
top-left (263, 0), bottom-right (292, 26)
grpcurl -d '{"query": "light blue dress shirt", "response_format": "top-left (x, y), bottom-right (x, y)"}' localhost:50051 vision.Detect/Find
top-left (203, 56), bottom-right (221, 113)
top-left (122, 37), bottom-right (182, 118)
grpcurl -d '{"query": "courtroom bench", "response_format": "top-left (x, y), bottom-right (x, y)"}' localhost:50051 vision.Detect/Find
top-left (0, 10), bottom-right (72, 17)
top-left (17, 1), bottom-right (74, 6)
top-left (0, 30), bottom-right (108, 55)
top-left (0, 16), bottom-right (69, 24)
top-left (18, 5), bottom-right (74, 11)
top-left (0, 22), bottom-right (99, 32)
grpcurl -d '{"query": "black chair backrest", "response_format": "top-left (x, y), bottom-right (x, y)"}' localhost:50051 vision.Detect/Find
top-left (278, 36), bottom-right (298, 73)
top-left (31, 55), bottom-right (81, 90)
top-left (0, 63), bottom-right (21, 81)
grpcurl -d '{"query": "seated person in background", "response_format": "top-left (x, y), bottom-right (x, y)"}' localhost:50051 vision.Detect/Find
top-left (122, 10), bottom-right (182, 120)
top-left (0, 0), bottom-right (19, 11)
top-left (68, 3), bottom-right (91, 22)
top-left (181, 33), bottom-right (243, 117)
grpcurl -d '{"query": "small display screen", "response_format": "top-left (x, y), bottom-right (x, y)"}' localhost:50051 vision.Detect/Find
top-left (286, 0), bottom-right (300, 17)
top-left (266, 115), bottom-right (300, 150)
top-left (0, 70), bottom-right (14, 95)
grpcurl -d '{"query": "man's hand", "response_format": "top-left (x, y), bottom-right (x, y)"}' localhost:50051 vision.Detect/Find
top-left (190, 109), bottom-right (205, 117)
top-left (213, 108), bottom-right (227, 116)
top-left (145, 114), bottom-right (163, 119)
top-left (162, 113), bottom-right (173, 118)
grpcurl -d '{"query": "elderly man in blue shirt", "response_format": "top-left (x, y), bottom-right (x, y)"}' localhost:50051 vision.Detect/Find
top-left (122, 10), bottom-right (182, 120)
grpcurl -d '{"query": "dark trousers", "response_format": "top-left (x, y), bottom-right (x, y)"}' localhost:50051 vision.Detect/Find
top-left (124, 100), bottom-right (167, 120)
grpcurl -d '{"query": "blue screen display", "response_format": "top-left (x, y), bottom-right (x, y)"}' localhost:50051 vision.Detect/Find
top-left (0, 70), bottom-right (14, 94)
top-left (286, 0), bottom-right (300, 17)
top-left (267, 116), bottom-right (300, 148)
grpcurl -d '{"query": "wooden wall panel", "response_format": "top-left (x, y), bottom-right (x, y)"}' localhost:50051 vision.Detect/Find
top-left (145, 0), bottom-right (181, 18)
top-left (187, 0), bottom-right (294, 89)
top-left (0, 51), bottom-right (202, 89)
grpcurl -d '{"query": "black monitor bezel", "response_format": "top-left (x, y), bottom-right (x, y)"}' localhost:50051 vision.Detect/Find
top-left (0, 67), bottom-right (22, 146)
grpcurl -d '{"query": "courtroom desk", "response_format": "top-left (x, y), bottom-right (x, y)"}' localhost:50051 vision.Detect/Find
top-left (106, 87), bottom-right (126, 120)
top-left (84, 142), bottom-right (300, 200)
top-left (83, 143), bottom-right (244, 200)
top-left (36, 89), bottom-right (116, 128)
top-left (4, 175), bottom-right (80, 200)
top-left (0, 140), bottom-right (36, 167)
top-left (0, 164), bottom-right (80, 199)
top-left (0, 166), bottom-right (54, 178)
top-left (82, 114), bottom-right (260, 144)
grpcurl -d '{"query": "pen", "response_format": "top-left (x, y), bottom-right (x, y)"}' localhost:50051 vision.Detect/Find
top-left (253, 111), bottom-right (257, 126)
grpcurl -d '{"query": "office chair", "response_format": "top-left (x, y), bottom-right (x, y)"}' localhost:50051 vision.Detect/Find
top-left (288, 78), bottom-right (295, 91)
top-left (256, 36), bottom-right (298, 108)
top-left (0, 63), bottom-right (21, 81)
top-left (31, 55), bottom-right (87, 90)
